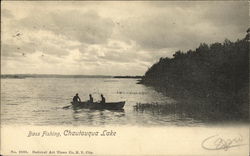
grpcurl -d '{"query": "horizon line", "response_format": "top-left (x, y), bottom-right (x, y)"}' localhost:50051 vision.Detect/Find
top-left (1, 74), bottom-right (143, 77)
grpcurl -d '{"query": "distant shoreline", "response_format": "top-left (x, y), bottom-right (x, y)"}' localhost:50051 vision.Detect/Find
top-left (113, 76), bottom-right (142, 79)
top-left (0, 74), bottom-right (142, 79)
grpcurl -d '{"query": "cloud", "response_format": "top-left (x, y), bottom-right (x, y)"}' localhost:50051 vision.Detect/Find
top-left (118, 2), bottom-right (248, 50)
top-left (18, 10), bottom-right (114, 44)
top-left (1, 1), bottom-right (248, 75)
top-left (1, 9), bottom-right (14, 18)
top-left (1, 29), bottom-right (77, 60)
top-left (202, 1), bottom-right (248, 32)
top-left (1, 42), bottom-right (36, 58)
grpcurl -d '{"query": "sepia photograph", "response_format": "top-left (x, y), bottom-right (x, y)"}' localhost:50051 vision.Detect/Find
top-left (1, 1), bottom-right (249, 155)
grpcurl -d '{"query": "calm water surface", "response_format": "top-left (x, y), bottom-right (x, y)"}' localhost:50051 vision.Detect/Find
top-left (1, 78), bottom-right (204, 126)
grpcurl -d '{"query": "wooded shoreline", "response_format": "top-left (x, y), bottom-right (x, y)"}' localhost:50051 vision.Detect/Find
top-left (139, 30), bottom-right (249, 121)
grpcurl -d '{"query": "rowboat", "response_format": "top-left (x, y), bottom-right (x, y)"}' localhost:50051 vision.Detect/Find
top-left (71, 101), bottom-right (125, 110)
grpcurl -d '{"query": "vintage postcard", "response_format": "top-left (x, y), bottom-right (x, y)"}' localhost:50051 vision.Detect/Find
top-left (1, 1), bottom-right (249, 156)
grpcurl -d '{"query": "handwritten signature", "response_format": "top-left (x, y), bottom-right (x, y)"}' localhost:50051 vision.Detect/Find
top-left (201, 134), bottom-right (246, 151)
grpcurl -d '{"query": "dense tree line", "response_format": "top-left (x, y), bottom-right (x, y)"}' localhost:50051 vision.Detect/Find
top-left (141, 30), bottom-right (249, 120)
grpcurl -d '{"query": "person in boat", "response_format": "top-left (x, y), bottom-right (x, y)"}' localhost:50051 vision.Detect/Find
top-left (73, 93), bottom-right (81, 103)
top-left (100, 94), bottom-right (106, 104)
top-left (89, 94), bottom-right (93, 103)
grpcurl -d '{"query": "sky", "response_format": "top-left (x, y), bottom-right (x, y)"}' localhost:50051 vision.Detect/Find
top-left (1, 1), bottom-right (249, 75)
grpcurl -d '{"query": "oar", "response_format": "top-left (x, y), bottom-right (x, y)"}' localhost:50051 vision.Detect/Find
top-left (63, 99), bottom-right (74, 109)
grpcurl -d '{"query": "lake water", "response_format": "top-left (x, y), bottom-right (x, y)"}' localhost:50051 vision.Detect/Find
top-left (1, 78), bottom-right (205, 126)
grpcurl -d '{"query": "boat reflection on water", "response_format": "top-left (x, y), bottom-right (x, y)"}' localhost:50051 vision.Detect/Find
top-left (71, 107), bottom-right (125, 125)
top-left (71, 101), bottom-right (126, 110)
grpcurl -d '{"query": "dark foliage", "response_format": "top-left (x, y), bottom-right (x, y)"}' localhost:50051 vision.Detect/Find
top-left (141, 31), bottom-right (249, 120)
